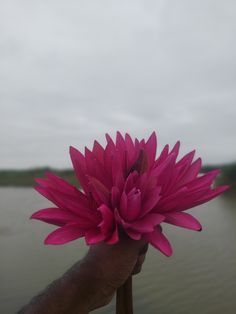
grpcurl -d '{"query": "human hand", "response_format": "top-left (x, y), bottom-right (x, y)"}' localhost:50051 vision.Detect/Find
top-left (82, 235), bottom-right (148, 311)
top-left (18, 236), bottom-right (148, 314)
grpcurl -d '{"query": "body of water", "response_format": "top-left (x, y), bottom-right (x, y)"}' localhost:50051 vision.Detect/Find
top-left (0, 188), bottom-right (236, 313)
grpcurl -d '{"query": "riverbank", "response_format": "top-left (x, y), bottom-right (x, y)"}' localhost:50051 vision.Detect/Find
top-left (0, 162), bottom-right (235, 191)
top-left (0, 168), bottom-right (78, 187)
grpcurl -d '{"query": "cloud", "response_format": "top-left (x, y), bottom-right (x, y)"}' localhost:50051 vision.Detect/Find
top-left (0, 0), bottom-right (236, 168)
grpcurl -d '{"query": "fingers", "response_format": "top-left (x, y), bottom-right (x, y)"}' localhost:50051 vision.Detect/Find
top-left (117, 230), bottom-right (147, 254)
top-left (139, 243), bottom-right (148, 255)
top-left (132, 244), bottom-right (149, 275)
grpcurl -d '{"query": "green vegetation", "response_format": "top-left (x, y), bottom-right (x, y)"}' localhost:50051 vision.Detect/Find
top-left (202, 162), bottom-right (236, 194)
top-left (0, 162), bottom-right (235, 193)
top-left (0, 168), bottom-right (78, 187)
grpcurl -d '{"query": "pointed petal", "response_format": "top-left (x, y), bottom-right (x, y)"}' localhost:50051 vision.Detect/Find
top-left (85, 228), bottom-right (105, 245)
top-left (31, 207), bottom-right (78, 226)
top-left (35, 185), bottom-right (96, 222)
top-left (186, 169), bottom-right (220, 190)
top-left (45, 172), bottom-right (75, 194)
top-left (112, 153), bottom-right (125, 189)
top-left (155, 144), bottom-right (169, 165)
top-left (69, 146), bottom-right (89, 193)
top-left (35, 177), bottom-right (50, 188)
top-left (145, 132), bottom-right (157, 167)
top-left (125, 133), bottom-right (136, 169)
top-left (98, 204), bottom-right (116, 239)
top-left (125, 228), bottom-right (142, 240)
top-left (177, 150), bottom-right (195, 167)
top-left (44, 224), bottom-right (84, 245)
top-left (144, 227), bottom-right (173, 256)
top-left (131, 213), bottom-right (165, 233)
top-left (88, 177), bottom-right (110, 206)
top-left (142, 186), bottom-right (161, 216)
top-left (119, 191), bottom-right (128, 218)
top-left (191, 185), bottom-right (229, 207)
top-left (85, 147), bottom-right (96, 175)
top-left (125, 133), bottom-right (135, 153)
top-left (156, 187), bottom-right (188, 211)
top-left (176, 158), bottom-right (202, 188)
top-left (164, 188), bottom-right (209, 212)
top-left (44, 172), bottom-right (89, 207)
top-left (164, 212), bottom-right (202, 231)
top-left (124, 171), bottom-right (139, 193)
top-left (104, 146), bottom-right (113, 177)
top-left (136, 149), bottom-right (149, 174)
top-left (153, 153), bottom-right (177, 194)
top-left (92, 140), bottom-right (105, 164)
top-left (170, 141), bottom-right (180, 156)
top-left (126, 189), bottom-right (142, 221)
top-left (176, 185), bottom-right (229, 212)
top-left (111, 186), bottom-right (121, 208)
top-left (105, 133), bottom-right (116, 149)
top-left (34, 186), bottom-right (61, 207)
top-left (116, 131), bottom-right (126, 150)
top-left (106, 225), bottom-right (119, 244)
top-left (152, 153), bottom-right (176, 177)
top-left (114, 208), bottom-right (124, 225)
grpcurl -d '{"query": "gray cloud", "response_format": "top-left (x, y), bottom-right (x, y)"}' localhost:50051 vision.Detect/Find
top-left (0, 0), bottom-right (236, 168)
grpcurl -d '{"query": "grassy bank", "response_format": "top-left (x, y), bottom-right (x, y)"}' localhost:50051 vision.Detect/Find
top-left (0, 168), bottom-right (78, 187)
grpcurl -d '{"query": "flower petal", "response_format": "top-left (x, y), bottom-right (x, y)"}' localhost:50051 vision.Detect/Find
top-left (126, 189), bottom-right (142, 221)
top-left (144, 227), bottom-right (173, 256)
top-left (177, 150), bottom-right (195, 168)
top-left (142, 186), bottom-right (161, 216)
top-left (111, 186), bottom-right (121, 208)
top-left (184, 185), bottom-right (229, 210)
top-left (88, 177), bottom-right (110, 206)
top-left (106, 224), bottom-right (119, 244)
top-left (34, 186), bottom-right (62, 208)
top-left (131, 213), bottom-right (165, 233)
top-left (164, 212), bottom-right (202, 231)
top-left (85, 228), bottom-right (105, 245)
top-left (125, 228), bottom-right (142, 240)
top-left (145, 131), bottom-right (157, 167)
top-left (175, 185), bottom-right (229, 212)
top-left (178, 158), bottom-right (202, 186)
top-left (105, 133), bottom-right (115, 145)
top-left (69, 146), bottom-right (90, 193)
top-left (116, 131), bottom-right (126, 150)
top-left (44, 224), bottom-right (84, 245)
top-left (170, 141), bottom-right (180, 156)
top-left (31, 207), bottom-right (78, 226)
top-left (186, 169), bottom-right (220, 190)
top-left (98, 204), bottom-right (117, 241)
top-left (155, 144), bottom-right (169, 166)
top-left (45, 172), bottom-right (76, 195)
top-left (125, 133), bottom-right (136, 170)
top-left (92, 140), bottom-right (105, 164)
top-left (119, 191), bottom-right (128, 218)
top-left (152, 153), bottom-right (176, 177)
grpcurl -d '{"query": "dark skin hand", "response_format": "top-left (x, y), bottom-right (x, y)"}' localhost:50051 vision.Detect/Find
top-left (19, 236), bottom-right (148, 314)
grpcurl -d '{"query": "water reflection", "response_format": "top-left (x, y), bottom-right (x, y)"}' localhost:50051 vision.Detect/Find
top-left (0, 188), bottom-right (235, 314)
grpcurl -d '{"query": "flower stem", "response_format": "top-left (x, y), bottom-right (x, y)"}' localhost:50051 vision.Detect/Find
top-left (116, 276), bottom-right (133, 314)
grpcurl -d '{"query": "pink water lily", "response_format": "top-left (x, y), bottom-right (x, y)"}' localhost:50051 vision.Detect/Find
top-left (31, 132), bottom-right (228, 256)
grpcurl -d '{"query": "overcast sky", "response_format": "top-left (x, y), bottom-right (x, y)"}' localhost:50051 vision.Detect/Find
top-left (0, 0), bottom-right (236, 169)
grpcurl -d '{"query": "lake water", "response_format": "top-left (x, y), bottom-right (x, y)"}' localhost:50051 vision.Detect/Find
top-left (0, 188), bottom-right (236, 314)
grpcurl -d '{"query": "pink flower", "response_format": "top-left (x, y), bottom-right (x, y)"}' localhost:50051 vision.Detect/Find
top-left (31, 132), bottom-right (228, 256)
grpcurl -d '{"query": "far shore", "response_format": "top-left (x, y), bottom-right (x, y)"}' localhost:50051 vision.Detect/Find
top-left (0, 163), bottom-right (235, 192)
